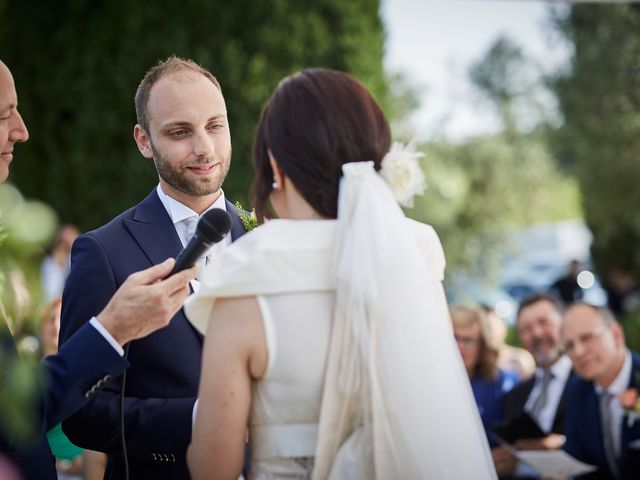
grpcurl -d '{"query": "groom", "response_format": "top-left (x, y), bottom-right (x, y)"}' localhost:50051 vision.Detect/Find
top-left (59, 56), bottom-right (247, 479)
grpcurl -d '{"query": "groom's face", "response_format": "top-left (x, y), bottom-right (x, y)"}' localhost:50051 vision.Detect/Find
top-left (0, 62), bottom-right (29, 182)
top-left (134, 72), bottom-right (232, 203)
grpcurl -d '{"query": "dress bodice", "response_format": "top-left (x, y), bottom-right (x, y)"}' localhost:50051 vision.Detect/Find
top-left (184, 218), bottom-right (491, 480)
top-left (250, 292), bottom-right (335, 478)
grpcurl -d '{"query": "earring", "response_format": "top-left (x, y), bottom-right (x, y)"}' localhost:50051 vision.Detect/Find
top-left (272, 181), bottom-right (278, 190)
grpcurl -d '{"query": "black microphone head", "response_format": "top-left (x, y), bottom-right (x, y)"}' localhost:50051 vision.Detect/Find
top-left (197, 208), bottom-right (232, 244)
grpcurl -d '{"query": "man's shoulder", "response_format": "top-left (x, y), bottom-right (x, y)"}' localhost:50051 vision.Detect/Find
top-left (84, 190), bottom-right (159, 239)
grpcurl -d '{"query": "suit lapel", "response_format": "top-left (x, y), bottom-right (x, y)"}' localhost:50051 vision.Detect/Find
top-left (122, 190), bottom-right (184, 266)
top-left (552, 371), bottom-right (576, 433)
top-left (619, 354), bottom-right (640, 477)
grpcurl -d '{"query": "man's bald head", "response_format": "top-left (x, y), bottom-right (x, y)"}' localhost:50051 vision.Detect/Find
top-left (0, 60), bottom-right (29, 182)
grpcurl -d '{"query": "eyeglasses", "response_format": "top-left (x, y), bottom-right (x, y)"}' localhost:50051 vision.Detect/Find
top-left (563, 323), bottom-right (608, 353)
top-left (455, 335), bottom-right (480, 347)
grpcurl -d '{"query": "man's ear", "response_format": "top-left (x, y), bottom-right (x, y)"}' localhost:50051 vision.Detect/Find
top-left (612, 321), bottom-right (625, 347)
top-left (268, 150), bottom-right (285, 190)
top-left (134, 124), bottom-right (154, 159)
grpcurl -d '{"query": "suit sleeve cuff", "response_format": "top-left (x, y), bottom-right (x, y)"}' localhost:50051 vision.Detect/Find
top-left (90, 317), bottom-right (125, 356)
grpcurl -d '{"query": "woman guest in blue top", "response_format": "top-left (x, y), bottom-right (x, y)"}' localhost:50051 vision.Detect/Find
top-left (451, 306), bottom-right (518, 445)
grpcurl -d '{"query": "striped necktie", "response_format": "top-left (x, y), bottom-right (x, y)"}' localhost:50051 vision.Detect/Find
top-left (599, 391), bottom-right (619, 477)
top-left (530, 370), bottom-right (553, 421)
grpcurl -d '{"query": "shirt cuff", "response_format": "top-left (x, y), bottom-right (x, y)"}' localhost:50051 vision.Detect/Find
top-left (192, 398), bottom-right (199, 431)
top-left (90, 316), bottom-right (125, 356)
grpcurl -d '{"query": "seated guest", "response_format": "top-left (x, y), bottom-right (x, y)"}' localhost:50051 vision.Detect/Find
top-left (562, 303), bottom-right (640, 480)
top-left (492, 294), bottom-right (574, 479)
top-left (451, 306), bottom-right (518, 445)
top-left (484, 305), bottom-right (535, 380)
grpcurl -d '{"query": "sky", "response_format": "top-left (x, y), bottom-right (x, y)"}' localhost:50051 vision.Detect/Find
top-left (381, 0), bottom-right (573, 140)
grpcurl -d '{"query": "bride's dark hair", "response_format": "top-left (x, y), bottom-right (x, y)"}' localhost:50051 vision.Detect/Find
top-left (251, 68), bottom-right (391, 221)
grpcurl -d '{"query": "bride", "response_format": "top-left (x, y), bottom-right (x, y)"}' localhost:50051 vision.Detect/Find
top-left (186, 68), bottom-right (497, 479)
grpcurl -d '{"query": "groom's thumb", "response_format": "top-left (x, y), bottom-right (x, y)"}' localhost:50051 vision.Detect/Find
top-left (129, 258), bottom-right (176, 285)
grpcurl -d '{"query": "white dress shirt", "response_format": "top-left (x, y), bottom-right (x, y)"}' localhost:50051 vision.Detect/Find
top-left (525, 355), bottom-right (573, 433)
top-left (514, 355), bottom-right (573, 477)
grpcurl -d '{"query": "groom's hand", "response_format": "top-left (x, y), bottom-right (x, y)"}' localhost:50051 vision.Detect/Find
top-left (96, 258), bottom-right (197, 345)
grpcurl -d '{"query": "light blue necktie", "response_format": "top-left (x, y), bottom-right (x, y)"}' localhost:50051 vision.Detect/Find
top-left (183, 216), bottom-right (212, 267)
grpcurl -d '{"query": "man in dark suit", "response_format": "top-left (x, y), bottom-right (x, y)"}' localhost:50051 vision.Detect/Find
top-left (563, 303), bottom-right (640, 480)
top-left (0, 59), bottom-right (197, 480)
top-left (493, 294), bottom-right (574, 478)
top-left (59, 56), bottom-right (247, 479)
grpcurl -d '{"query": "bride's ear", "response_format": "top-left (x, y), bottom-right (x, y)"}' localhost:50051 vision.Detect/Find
top-left (268, 150), bottom-right (285, 191)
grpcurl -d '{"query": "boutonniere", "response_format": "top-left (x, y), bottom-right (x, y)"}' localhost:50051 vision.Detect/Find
top-left (235, 201), bottom-right (258, 231)
top-left (619, 373), bottom-right (640, 428)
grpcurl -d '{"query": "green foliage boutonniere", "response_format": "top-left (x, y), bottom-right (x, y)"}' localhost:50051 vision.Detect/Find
top-left (235, 201), bottom-right (258, 232)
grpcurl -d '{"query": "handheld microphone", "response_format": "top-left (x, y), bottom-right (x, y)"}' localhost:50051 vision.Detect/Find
top-left (170, 208), bottom-right (232, 275)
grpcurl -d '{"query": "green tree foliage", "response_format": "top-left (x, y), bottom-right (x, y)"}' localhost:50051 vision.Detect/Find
top-left (409, 133), bottom-right (581, 279)
top-left (407, 36), bottom-right (580, 280)
top-left (553, 4), bottom-right (640, 279)
top-left (0, 0), bottom-right (388, 230)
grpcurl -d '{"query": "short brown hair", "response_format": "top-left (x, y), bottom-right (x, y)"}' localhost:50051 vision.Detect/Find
top-left (251, 68), bottom-right (391, 221)
top-left (134, 55), bottom-right (222, 133)
top-left (517, 293), bottom-right (563, 323)
top-left (450, 305), bottom-right (499, 381)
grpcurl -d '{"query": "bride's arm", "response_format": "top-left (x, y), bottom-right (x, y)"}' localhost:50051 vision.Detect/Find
top-left (187, 296), bottom-right (267, 480)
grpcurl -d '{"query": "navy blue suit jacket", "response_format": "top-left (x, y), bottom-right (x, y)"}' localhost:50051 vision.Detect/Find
top-left (1, 322), bottom-right (128, 480)
top-left (564, 351), bottom-right (640, 480)
top-left (501, 370), bottom-right (576, 438)
top-left (59, 190), bottom-right (246, 479)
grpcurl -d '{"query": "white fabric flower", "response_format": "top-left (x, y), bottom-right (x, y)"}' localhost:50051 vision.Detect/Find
top-left (379, 142), bottom-right (426, 208)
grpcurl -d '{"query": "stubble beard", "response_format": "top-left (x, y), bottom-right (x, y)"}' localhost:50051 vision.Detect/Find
top-left (532, 336), bottom-right (562, 368)
top-left (151, 142), bottom-right (231, 197)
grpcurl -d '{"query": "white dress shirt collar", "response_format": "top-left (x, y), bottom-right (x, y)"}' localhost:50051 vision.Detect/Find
top-left (594, 350), bottom-right (632, 396)
top-left (156, 184), bottom-right (227, 225)
top-left (155, 185), bottom-right (230, 291)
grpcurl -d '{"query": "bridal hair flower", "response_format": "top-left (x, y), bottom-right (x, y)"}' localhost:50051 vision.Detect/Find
top-left (379, 142), bottom-right (427, 208)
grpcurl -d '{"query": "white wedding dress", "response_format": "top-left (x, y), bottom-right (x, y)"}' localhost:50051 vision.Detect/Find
top-left (186, 163), bottom-right (497, 479)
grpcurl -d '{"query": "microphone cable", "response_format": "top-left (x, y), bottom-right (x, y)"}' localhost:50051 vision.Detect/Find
top-left (120, 342), bottom-right (131, 480)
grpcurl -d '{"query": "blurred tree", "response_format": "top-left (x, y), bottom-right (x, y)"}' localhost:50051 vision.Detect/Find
top-left (408, 35), bottom-right (580, 281)
top-left (469, 36), bottom-right (527, 134)
top-left (409, 132), bottom-right (581, 280)
top-left (469, 35), bottom-right (561, 138)
top-left (0, 0), bottom-right (389, 230)
top-left (553, 4), bottom-right (640, 279)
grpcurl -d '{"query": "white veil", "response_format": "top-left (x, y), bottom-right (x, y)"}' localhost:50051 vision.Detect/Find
top-left (312, 162), bottom-right (497, 479)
